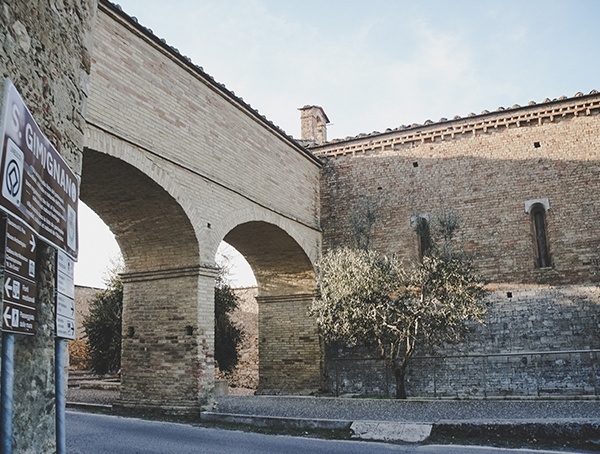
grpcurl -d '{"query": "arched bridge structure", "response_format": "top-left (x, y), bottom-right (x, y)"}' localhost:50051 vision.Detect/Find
top-left (82, 2), bottom-right (322, 413)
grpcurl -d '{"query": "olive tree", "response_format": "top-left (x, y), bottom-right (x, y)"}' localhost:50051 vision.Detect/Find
top-left (312, 213), bottom-right (488, 398)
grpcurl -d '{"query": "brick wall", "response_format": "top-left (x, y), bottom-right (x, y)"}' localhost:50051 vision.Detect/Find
top-left (257, 293), bottom-right (322, 394)
top-left (315, 96), bottom-right (600, 397)
top-left (317, 97), bottom-right (600, 286)
top-left (83, 2), bottom-right (323, 407)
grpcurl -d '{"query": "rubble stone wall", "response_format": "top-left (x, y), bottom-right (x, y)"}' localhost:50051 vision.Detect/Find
top-left (0, 0), bottom-right (97, 451)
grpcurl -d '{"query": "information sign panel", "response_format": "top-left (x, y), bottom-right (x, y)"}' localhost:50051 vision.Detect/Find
top-left (4, 215), bottom-right (36, 279)
top-left (0, 79), bottom-right (78, 259)
top-left (55, 250), bottom-right (75, 339)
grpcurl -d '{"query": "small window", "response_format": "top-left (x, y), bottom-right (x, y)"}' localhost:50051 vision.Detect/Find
top-left (530, 204), bottom-right (550, 268)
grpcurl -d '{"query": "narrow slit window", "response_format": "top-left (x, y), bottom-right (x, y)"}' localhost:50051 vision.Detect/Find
top-left (531, 204), bottom-right (550, 268)
top-left (416, 216), bottom-right (432, 261)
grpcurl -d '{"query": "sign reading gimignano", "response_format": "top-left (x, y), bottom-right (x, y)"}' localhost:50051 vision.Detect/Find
top-left (0, 79), bottom-right (79, 260)
top-left (0, 79), bottom-right (79, 337)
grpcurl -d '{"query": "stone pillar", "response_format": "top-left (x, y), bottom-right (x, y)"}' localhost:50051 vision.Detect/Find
top-left (256, 293), bottom-right (322, 394)
top-left (117, 265), bottom-right (218, 415)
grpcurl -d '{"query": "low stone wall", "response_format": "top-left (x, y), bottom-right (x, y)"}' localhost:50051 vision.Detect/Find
top-left (325, 285), bottom-right (600, 398)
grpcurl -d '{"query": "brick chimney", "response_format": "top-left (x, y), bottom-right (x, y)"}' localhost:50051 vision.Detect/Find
top-left (299, 105), bottom-right (329, 145)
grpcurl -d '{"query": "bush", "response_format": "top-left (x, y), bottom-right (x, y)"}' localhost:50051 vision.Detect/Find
top-left (82, 274), bottom-right (123, 375)
top-left (68, 338), bottom-right (90, 371)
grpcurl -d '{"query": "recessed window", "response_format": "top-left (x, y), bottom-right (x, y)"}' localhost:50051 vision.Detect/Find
top-left (525, 199), bottom-right (551, 269)
top-left (411, 214), bottom-right (431, 261)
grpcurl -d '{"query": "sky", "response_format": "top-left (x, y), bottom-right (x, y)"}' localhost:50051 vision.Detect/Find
top-left (74, 0), bottom-right (600, 288)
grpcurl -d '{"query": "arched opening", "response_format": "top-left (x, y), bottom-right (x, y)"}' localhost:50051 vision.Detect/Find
top-left (75, 202), bottom-right (122, 288)
top-left (70, 202), bottom-right (122, 374)
top-left (80, 150), bottom-right (199, 274)
top-left (222, 221), bottom-right (321, 394)
top-left (214, 242), bottom-right (258, 395)
top-left (80, 148), bottom-right (209, 412)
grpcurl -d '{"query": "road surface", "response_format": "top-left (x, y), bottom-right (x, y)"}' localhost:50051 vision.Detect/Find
top-left (66, 410), bottom-right (580, 454)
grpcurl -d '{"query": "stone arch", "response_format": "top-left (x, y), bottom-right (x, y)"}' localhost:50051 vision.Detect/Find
top-left (219, 219), bottom-right (322, 394)
top-left (80, 147), bottom-right (215, 413)
top-left (214, 208), bottom-right (319, 295)
top-left (80, 148), bottom-right (199, 272)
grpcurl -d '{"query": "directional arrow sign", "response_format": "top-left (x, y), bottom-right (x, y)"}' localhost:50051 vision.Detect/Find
top-left (1, 214), bottom-right (36, 335)
top-left (1, 216), bottom-right (36, 279)
top-left (3, 305), bottom-right (10, 326)
top-left (4, 276), bottom-right (12, 298)
top-left (3, 273), bottom-right (35, 307)
top-left (2, 301), bottom-right (35, 334)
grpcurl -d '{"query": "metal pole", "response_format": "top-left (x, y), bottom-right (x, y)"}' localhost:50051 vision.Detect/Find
top-left (1, 332), bottom-right (15, 454)
top-left (55, 338), bottom-right (66, 454)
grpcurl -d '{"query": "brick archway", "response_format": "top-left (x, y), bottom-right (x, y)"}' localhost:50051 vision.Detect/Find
top-left (79, 3), bottom-right (323, 412)
top-left (224, 221), bottom-right (322, 394)
top-left (80, 148), bottom-right (215, 413)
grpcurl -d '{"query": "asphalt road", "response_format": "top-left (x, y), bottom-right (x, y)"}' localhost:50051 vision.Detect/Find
top-left (66, 410), bottom-right (582, 454)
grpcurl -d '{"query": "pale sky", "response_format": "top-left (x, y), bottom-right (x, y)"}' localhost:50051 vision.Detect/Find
top-left (75, 0), bottom-right (600, 288)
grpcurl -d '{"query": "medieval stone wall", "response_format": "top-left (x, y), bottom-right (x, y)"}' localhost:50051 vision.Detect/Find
top-left (315, 96), bottom-right (600, 398)
top-left (0, 0), bottom-right (96, 451)
top-left (326, 285), bottom-right (600, 397)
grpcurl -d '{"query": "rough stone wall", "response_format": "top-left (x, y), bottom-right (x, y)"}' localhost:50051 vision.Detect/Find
top-left (0, 1), bottom-right (96, 451)
top-left (326, 285), bottom-right (600, 397)
top-left (315, 97), bottom-right (600, 398)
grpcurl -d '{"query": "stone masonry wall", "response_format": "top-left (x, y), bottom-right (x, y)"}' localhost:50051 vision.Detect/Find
top-left (0, 0), bottom-right (96, 451)
top-left (327, 285), bottom-right (600, 397)
top-left (316, 96), bottom-right (600, 398)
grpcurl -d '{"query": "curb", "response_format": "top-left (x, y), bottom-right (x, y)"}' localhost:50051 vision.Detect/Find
top-left (200, 411), bottom-right (600, 448)
top-left (66, 401), bottom-right (113, 412)
top-left (200, 411), bottom-right (352, 432)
